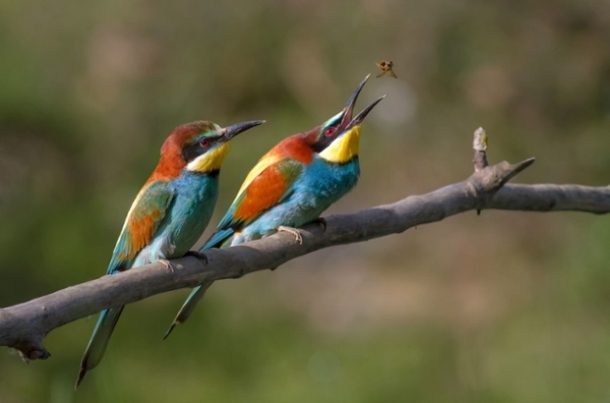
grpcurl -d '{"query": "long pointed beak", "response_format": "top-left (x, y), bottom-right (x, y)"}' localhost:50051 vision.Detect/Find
top-left (221, 120), bottom-right (265, 141)
top-left (339, 74), bottom-right (371, 129)
top-left (345, 95), bottom-right (386, 130)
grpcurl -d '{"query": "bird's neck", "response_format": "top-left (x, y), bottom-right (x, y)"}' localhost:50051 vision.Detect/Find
top-left (149, 152), bottom-right (186, 183)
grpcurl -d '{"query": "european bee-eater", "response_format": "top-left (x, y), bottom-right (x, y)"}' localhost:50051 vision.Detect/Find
top-left (164, 76), bottom-right (384, 338)
top-left (75, 119), bottom-right (264, 388)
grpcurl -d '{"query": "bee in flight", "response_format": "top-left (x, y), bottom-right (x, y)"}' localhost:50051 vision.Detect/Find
top-left (375, 60), bottom-right (397, 78)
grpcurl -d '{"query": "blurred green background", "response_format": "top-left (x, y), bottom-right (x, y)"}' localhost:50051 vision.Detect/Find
top-left (2, 0), bottom-right (610, 402)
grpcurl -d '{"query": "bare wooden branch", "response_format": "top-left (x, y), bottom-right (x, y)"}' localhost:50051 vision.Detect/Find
top-left (1, 127), bottom-right (609, 362)
top-left (473, 127), bottom-right (489, 172)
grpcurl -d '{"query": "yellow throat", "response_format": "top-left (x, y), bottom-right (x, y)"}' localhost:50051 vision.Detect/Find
top-left (186, 142), bottom-right (231, 173)
top-left (319, 126), bottom-right (361, 164)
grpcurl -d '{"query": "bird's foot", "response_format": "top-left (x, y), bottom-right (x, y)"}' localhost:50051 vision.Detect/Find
top-left (185, 250), bottom-right (209, 265)
top-left (277, 226), bottom-right (303, 244)
top-left (160, 259), bottom-right (176, 273)
top-left (309, 217), bottom-right (327, 231)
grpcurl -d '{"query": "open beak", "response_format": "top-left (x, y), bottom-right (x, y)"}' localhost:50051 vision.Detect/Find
top-left (339, 75), bottom-right (385, 130)
top-left (345, 95), bottom-right (385, 130)
top-left (221, 120), bottom-right (265, 141)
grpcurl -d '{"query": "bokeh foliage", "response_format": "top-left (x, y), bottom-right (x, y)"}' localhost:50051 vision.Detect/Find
top-left (2, 0), bottom-right (610, 402)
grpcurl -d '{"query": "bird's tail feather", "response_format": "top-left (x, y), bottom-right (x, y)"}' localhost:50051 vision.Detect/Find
top-left (164, 228), bottom-right (235, 339)
top-left (202, 228), bottom-right (235, 250)
top-left (75, 306), bottom-right (125, 389)
top-left (163, 281), bottom-right (213, 339)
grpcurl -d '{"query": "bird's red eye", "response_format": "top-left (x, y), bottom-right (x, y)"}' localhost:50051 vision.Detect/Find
top-left (324, 127), bottom-right (336, 137)
top-left (199, 139), bottom-right (210, 147)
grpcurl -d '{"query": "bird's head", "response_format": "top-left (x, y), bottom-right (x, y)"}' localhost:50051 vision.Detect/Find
top-left (159, 120), bottom-right (264, 177)
top-left (311, 75), bottom-right (384, 164)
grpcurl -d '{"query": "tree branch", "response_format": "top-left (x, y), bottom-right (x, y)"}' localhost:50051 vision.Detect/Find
top-left (1, 128), bottom-right (609, 362)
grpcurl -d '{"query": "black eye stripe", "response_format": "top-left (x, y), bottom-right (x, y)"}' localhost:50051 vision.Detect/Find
top-left (182, 137), bottom-right (216, 162)
top-left (312, 125), bottom-right (342, 153)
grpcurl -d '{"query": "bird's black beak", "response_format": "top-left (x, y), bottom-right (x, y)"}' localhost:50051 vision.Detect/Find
top-left (345, 95), bottom-right (386, 130)
top-left (339, 75), bottom-right (385, 130)
top-left (221, 120), bottom-right (265, 141)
